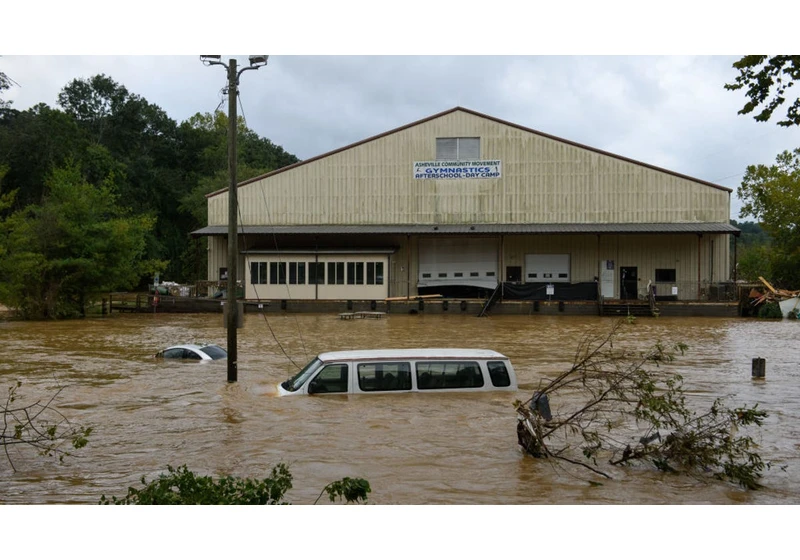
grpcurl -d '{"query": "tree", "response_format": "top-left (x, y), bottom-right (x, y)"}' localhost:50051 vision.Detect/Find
top-left (2, 73), bottom-right (301, 287)
top-left (730, 220), bottom-right (771, 247)
top-left (2, 381), bottom-right (92, 472)
top-left (181, 111), bottom-right (299, 176)
top-left (725, 55), bottom-right (800, 127)
top-left (174, 111), bottom-right (300, 282)
top-left (736, 244), bottom-right (772, 284)
top-left (516, 320), bottom-right (769, 489)
top-left (99, 464), bottom-right (371, 505)
top-left (0, 103), bottom-right (87, 209)
top-left (0, 163), bottom-right (165, 318)
top-left (737, 149), bottom-right (800, 288)
top-left (0, 69), bottom-right (13, 109)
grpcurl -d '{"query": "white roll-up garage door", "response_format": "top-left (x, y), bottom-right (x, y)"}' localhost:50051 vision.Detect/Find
top-left (418, 238), bottom-right (498, 289)
top-left (525, 254), bottom-right (571, 283)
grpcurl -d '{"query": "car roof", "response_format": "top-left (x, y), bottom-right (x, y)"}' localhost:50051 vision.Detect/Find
top-left (316, 348), bottom-right (509, 362)
top-left (166, 344), bottom-right (222, 350)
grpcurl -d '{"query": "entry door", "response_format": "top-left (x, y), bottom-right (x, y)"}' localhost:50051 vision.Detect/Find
top-left (600, 260), bottom-right (614, 299)
top-left (620, 267), bottom-right (638, 300)
top-left (506, 266), bottom-right (522, 282)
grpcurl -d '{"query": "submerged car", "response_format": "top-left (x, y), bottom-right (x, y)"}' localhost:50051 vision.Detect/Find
top-left (278, 348), bottom-right (518, 396)
top-left (155, 344), bottom-right (227, 361)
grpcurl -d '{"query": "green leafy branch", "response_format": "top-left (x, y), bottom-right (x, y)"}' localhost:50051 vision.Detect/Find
top-left (516, 320), bottom-right (771, 489)
top-left (2, 381), bottom-right (92, 472)
top-left (100, 464), bottom-right (371, 505)
top-left (314, 476), bottom-right (372, 505)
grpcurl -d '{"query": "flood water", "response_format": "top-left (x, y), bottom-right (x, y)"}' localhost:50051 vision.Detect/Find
top-left (1, 311), bottom-right (798, 505)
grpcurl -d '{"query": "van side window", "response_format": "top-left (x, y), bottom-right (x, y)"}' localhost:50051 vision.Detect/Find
top-left (309, 364), bottom-right (349, 393)
top-left (487, 361), bottom-right (511, 387)
top-left (357, 362), bottom-right (412, 392)
top-left (416, 361), bottom-right (484, 389)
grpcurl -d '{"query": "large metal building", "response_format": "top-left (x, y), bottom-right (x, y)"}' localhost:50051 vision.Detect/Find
top-left (192, 107), bottom-right (739, 305)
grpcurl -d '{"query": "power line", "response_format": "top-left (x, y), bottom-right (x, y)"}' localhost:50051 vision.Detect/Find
top-left (236, 86), bottom-right (308, 368)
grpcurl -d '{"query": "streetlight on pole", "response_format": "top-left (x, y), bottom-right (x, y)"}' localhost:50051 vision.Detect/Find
top-left (201, 55), bottom-right (269, 383)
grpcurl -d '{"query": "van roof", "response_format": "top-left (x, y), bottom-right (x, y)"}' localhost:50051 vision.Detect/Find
top-left (316, 348), bottom-right (509, 362)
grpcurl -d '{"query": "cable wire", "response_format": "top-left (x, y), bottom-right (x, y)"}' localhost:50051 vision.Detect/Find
top-left (234, 89), bottom-right (309, 369)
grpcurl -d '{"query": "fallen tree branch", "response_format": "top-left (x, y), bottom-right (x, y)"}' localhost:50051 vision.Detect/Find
top-left (2, 381), bottom-right (92, 472)
top-left (516, 320), bottom-right (770, 489)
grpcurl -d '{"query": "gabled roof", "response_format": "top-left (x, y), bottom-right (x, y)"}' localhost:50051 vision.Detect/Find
top-left (206, 106), bottom-right (732, 198)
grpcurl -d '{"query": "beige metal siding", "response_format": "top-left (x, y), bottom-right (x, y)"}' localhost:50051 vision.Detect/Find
top-left (209, 110), bottom-right (730, 227)
top-left (501, 233), bottom-right (730, 300)
top-left (208, 237), bottom-right (227, 280)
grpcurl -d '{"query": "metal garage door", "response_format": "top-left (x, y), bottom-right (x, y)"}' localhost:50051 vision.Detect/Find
top-left (419, 238), bottom-right (498, 289)
top-left (525, 254), bottom-right (570, 283)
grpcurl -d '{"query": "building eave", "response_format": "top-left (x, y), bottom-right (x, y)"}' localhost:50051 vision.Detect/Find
top-left (192, 222), bottom-right (741, 237)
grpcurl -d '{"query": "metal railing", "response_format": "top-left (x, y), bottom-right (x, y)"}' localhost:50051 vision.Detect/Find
top-left (647, 281), bottom-right (738, 302)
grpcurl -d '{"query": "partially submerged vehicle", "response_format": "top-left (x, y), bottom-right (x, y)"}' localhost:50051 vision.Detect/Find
top-left (155, 344), bottom-right (227, 361)
top-left (277, 348), bottom-right (518, 396)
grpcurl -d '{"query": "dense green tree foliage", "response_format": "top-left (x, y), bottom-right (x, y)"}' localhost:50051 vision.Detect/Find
top-left (727, 56), bottom-right (800, 288)
top-left (0, 164), bottom-right (165, 318)
top-left (729, 220), bottom-right (771, 283)
top-left (737, 149), bottom-right (800, 287)
top-left (0, 71), bottom-right (299, 313)
top-left (731, 220), bottom-right (771, 247)
top-left (0, 103), bottom-right (87, 208)
top-left (725, 55), bottom-right (800, 127)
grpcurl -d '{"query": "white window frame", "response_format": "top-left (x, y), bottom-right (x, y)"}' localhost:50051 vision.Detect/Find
top-left (436, 137), bottom-right (480, 160)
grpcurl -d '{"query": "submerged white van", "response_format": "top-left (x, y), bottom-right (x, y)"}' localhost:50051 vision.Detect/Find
top-left (277, 348), bottom-right (518, 396)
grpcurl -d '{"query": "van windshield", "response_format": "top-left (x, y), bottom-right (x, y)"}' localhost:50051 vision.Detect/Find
top-left (281, 357), bottom-right (323, 392)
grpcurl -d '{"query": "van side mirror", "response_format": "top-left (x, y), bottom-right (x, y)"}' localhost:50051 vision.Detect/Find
top-left (308, 380), bottom-right (322, 394)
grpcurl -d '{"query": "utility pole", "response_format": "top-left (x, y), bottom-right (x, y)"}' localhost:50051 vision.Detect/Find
top-left (201, 55), bottom-right (269, 383)
top-left (226, 58), bottom-right (239, 384)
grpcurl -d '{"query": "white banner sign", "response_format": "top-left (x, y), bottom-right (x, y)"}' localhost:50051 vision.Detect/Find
top-left (413, 160), bottom-right (501, 180)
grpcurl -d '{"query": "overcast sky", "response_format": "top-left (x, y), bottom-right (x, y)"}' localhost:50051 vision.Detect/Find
top-left (3, 4), bottom-right (799, 221)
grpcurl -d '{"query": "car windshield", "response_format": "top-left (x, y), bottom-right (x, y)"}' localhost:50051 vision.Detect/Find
top-left (281, 357), bottom-right (323, 392)
top-left (200, 345), bottom-right (227, 360)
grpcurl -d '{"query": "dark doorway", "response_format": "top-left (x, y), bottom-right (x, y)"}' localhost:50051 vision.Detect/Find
top-left (620, 267), bottom-right (638, 300)
top-left (506, 266), bottom-right (522, 282)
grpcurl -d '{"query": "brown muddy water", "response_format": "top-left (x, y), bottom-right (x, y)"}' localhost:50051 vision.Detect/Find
top-left (0, 312), bottom-right (798, 505)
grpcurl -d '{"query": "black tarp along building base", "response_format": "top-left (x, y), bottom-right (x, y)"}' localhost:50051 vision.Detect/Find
top-left (500, 282), bottom-right (599, 301)
top-left (418, 282), bottom-right (599, 301)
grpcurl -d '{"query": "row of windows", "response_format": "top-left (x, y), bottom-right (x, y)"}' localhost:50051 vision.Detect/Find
top-left (421, 271), bottom-right (495, 279)
top-left (309, 360), bottom-right (511, 393)
top-left (251, 261), bottom-right (384, 286)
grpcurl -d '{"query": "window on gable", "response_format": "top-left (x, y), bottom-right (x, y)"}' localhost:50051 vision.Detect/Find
top-left (436, 137), bottom-right (480, 160)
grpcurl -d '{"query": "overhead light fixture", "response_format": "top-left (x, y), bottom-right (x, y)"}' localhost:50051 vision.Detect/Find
top-left (249, 55), bottom-right (269, 66)
top-left (200, 55), bottom-right (224, 67)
